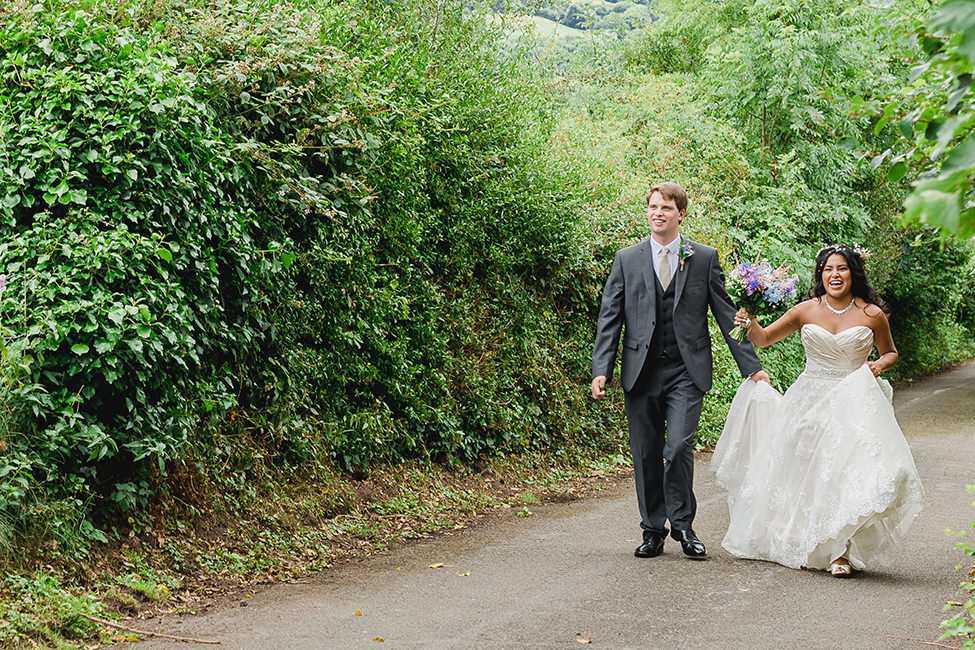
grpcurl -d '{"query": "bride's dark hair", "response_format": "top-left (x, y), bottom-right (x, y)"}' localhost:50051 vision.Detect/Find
top-left (807, 244), bottom-right (887, 313)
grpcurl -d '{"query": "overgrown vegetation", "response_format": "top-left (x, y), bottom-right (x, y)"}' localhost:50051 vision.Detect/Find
top-left (0, 0), bottom-right (972, 646)
top-left (0, 0), bottom-right (610, 557)
top-left (942, 484), bottom-right (975, 649)
top-left (879, 0), bottom-right (975, 238)
top-left (619, 0), bottom-right (974, 385)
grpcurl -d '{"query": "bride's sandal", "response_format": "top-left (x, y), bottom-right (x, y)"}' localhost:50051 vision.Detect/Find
top-left (829, 559), bottom-right (853, 579)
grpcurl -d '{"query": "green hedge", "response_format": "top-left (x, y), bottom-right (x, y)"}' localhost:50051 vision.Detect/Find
top-left (0, 0), bottom-right (605, 554)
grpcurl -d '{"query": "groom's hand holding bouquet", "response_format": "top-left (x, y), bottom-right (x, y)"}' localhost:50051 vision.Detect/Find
top-left (727, 257), bottom-right (800, 342)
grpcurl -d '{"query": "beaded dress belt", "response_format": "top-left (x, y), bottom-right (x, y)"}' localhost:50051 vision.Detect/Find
top-left (802, 367), bottom-right (854, 379)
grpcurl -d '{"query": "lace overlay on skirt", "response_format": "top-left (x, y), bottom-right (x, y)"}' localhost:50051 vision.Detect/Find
top-left (710, 324), bottom-right (924, 570)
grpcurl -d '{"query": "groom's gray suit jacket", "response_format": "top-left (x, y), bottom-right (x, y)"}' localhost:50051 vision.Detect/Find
top-left (592, 238), bottom-right (761, 393)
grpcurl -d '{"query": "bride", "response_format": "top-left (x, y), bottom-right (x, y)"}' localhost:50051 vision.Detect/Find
top-left (711, 244), bottom-right (924, 578)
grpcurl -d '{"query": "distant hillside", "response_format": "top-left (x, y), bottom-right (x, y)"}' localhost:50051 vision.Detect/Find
top-left (518, 0), bottom-right (655, 33)
top-left (532, 14), bottom-right (585, 37)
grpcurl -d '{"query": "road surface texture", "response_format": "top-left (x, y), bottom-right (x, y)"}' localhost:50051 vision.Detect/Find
top-left (128, 361), bottom-right (975, 649)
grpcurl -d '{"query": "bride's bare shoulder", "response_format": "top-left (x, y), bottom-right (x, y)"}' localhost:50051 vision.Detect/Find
top-left (862, 303), bottom-right (891, 332)
top-left (769, 299), bottom-right (814, 332)
top-left (862, 302), bottom-right (886, 319)
top-left (792, 298), bottom-right (819, 319)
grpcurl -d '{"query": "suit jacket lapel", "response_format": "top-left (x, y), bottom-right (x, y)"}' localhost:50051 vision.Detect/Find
top-left (640, 239), bottom-right (656, 301)
top-left (673, 237), bottom-right (689, 310)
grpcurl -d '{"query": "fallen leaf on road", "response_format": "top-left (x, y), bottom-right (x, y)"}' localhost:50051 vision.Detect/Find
top-left (577, 637), bottom-right (592, 644)
top-left (428, 562), bottom-right (445, 568)
top-left (354, 610), bottom-right (364, 616)
top-left (373, 637), bottom-right (384, 642)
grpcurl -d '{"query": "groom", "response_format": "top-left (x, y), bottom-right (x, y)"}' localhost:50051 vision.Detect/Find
top-left (591, 182), bottom-right (768, 559)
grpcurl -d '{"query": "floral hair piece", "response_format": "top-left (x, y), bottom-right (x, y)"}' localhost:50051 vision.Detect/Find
top-left (817, 243), bottom-right (870, 259)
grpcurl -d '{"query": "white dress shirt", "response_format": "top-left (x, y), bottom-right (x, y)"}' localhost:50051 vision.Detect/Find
top-left (650, 236), bottom-right (681, 284)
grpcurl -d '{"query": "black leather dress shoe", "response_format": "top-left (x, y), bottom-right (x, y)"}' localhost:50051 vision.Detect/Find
top-left (671, 529), bottom-right (707, 558)
top-left (634, 532), bottom-right (666, 558)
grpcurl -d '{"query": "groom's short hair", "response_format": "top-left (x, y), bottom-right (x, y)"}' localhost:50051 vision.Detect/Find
top-left (647, 182), bottom-right (688, 213)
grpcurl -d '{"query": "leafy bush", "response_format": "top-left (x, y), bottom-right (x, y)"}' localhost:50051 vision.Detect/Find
top-left (885, 231), bottom-right (975, 378)
top-left (624, 4), bottom-right (710, 74)
top-left (0, 573), bottom-right (105, 649)
top-left (0, 0), bottom-right (608, 555)
top-left (0, 2), bottom-right (268, 530)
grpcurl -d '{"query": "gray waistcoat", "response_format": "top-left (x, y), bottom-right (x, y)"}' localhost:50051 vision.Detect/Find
top-left (649, 272), bottom-right (680, 362)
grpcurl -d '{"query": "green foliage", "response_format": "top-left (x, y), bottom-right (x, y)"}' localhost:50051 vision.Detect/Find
top-left (698, 0), bottom-right (902, 198)
top-left (619, 0), bottom-right (975, 385)
top-left (0, 0), bottom-right (610, 559)
top-left (622, 0), bottom-right (910, 263)
top-left (0, 573), bottom-right (105, 649)
top-left (0, 1), bottom-right (269, 536)
top-left (879, 0), bottom-right (975, 238)
top-left (113, 551), bottom-right (181, 602)
top-left (884, 231), bottom-right (975, 378)
top-left (941, 484), bottom-right (975, 649)
top-left (174, 0), bottom-right (598, 472)
top-left (530, 0), bottom-right (653, 33)
top-left (623, 2), bottom-right (711, 74)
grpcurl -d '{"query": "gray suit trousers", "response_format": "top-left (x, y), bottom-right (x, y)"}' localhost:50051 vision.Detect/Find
top-left (624, 354), bottom-right (704, 535)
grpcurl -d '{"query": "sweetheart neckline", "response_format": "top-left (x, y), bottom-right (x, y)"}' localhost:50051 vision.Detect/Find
top-left (801, 323), bottom-right (872, 337)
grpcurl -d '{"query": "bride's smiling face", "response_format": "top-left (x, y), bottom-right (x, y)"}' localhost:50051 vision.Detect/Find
top-left (821, 253), bottom-right (852, 299)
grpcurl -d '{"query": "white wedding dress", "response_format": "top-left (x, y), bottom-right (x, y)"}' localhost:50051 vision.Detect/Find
top-left (711, 324), bottom-right (924, 570)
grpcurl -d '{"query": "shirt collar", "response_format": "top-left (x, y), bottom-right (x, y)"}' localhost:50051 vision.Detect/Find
top-left (651, 235), bottom-right (681, 256)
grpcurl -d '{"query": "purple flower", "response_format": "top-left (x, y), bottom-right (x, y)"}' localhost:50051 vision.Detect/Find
top-left (726, 257), bottom-right (800, 341)
top-left (678, 241), bottom-right (695, 270)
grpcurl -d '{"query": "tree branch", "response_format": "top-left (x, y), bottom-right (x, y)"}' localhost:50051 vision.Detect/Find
top-left (79, 613), bottom-right (221, 645)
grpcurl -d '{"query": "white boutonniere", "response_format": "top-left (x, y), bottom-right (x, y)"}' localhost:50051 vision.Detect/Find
top-left (678, 241), bottom-right (694, 271)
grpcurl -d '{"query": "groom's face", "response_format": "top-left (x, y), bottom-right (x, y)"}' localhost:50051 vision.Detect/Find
top-left (646, 191), bottom-right (685, 242)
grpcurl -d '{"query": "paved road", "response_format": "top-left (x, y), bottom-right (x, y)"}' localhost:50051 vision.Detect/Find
top-left (129, 362), bottom-right (975, 649)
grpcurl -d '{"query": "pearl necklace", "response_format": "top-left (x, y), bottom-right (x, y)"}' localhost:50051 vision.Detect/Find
top-left (824, 296), bottom-right (855, 316)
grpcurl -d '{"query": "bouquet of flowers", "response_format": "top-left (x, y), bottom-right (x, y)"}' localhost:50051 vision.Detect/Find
top-left (726, 257), bottom-right (800, 342)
